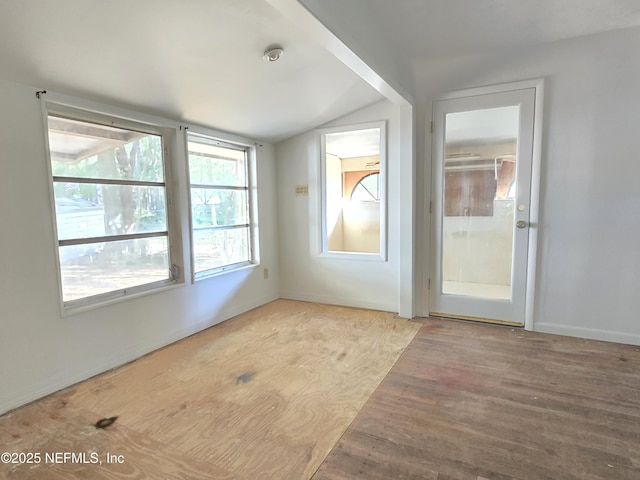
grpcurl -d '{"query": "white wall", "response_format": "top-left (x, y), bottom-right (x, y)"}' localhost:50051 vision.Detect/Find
top-left (299, 0), bottom-right (415, 103)
top-left (0, 79), bottom-right (280, 415)
top-left (342, 202), bottom-right (381, 254)
top-left (325, 153), bottom-right (344, 250)
top-left (443, 201), bottom-right (514, 286)
top-left (276, 100), bottom-right (401, 312)
top-left (416, 27), bottom-right (640, 345)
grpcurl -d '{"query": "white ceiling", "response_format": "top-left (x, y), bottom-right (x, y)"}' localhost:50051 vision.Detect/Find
top-left (0, 0), bottom-right (382, 142)
top-left (446, 106), bottom-right (519, 144)
top-left (331, 0), bottom-right (640, 65)
top-left (1, 1), bottom-right (639, 143)
top-left (325, 128), bottom-right (381, 159)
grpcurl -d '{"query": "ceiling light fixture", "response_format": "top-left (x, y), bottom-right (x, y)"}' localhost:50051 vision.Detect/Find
top-left (263, 46), bottom-right (284, 62)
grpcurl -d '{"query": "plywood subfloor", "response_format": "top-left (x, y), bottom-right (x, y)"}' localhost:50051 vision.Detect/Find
top-left (0, 299), bottom-right (419, 480)
top-left (313, 317), bottom-right (640, 480)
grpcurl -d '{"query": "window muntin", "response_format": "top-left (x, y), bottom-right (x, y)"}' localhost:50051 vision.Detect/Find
top-left (187, 133), bottom-right (252, 277)
top-left (350, 172), bottom-right (380, 201)
top-left (47, 112), bottom-right (175, 305)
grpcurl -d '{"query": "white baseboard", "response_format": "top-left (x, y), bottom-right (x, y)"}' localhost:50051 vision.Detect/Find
top-left (0, 293), bottom-right (278, 416)
top-left (279, 291), bottom-right (397, 313)
top-left (534, 322), bottom-right (640, 346)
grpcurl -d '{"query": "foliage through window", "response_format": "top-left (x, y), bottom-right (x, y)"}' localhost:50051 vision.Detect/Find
top-left (47, 112), bottom-right (175, 306)
top-left (187, 133), bottom-right (252, 277)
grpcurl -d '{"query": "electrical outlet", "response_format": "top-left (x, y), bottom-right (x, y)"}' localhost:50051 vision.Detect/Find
top-left (295, 185), bottom-right (309, 196)
top-left (263, 268), bottom-right (269, 279)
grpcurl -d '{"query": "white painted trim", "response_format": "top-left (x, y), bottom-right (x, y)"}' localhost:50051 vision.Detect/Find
top-left (183, 128), bottom-right (260, 283)
top-left (280, 291), bottom-right (396, 314)
top-left (41, 92), bottom-right (188, 315)
top-left (436, 78), bottom-right (546, 329)
top-left (184, 123), bottom-right (257, 150)
top-left (41, 91), bottom-right (182, 130)
top-left (524, 79), bottom-right (544, 331)
top-left (39, 95), bottom-right (66, 315)
top-left (429, 79), bottom-right (545, 326)
top-left (319, 252), bottom-right (386, 262)
top-left (420, 103), bottom-right (434, 318)
top-left (398, 105), bottom-right (416, 318)
top-left (534, 323), bottom-right (640, 347)
top-left (434, 78), bottom-right (545, 101)
top-left (0, 293), bottom-right (279, 416)
top-left (318, 120), bottom-right (387, 261)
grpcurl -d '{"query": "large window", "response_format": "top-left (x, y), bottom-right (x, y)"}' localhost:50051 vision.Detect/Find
top-left (46, 107), bottom-right (178, 308)
top-left (187, 132), bottom-right (252, 278)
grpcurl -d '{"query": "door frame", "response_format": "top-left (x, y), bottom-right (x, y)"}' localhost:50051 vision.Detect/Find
top-left (428, 79), bottom-right (545, 330)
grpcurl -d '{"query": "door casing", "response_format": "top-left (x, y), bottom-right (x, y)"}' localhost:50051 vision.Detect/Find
top-left (427, 79), bottom-right (545, 330)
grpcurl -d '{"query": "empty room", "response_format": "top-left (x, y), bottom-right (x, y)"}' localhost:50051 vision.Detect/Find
top-left (0, 1), bottom-right (639, 479)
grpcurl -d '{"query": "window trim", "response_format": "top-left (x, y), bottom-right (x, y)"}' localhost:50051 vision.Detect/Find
top-left (41, 93), bottom-right (184, 314)
top-left (185, 128), bottom-right (258, 282)
top-left (318, 120), bottom-right (387, 261)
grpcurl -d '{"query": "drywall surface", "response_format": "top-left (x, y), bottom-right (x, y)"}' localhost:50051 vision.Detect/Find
top-left (415, 27), bottom-right (640, 344)
top-left (299, 0), bottom-right (415, 103)
top-left (0, 79), bottom-right (280, 414)
top-left (443, 201), bottom-right (514, 286)
top-left (276, 100), bottom-right (401, 312)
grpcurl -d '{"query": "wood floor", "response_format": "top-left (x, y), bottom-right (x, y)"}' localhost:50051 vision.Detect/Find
top-left (313, 317), bottom-right (640, 480)
top-left (1, 304), bottom-right (639, 480)
top-left (0, 300), bottom-right (419, 479)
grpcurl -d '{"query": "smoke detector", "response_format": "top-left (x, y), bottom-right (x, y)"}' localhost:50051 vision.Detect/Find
top-left (263, 46), bottom-right (284, 62)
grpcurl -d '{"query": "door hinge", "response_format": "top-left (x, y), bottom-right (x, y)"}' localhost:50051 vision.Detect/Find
top-left (428, 278), bottom-right (431, 290)
top-left (430, 121), bottom-right (433, 134)
top-left (429, 201), bottom-right (432, 214)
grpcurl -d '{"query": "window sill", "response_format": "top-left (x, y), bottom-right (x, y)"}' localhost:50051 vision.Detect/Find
top-left (61, 280), bottom-right (184, 317)
top-left (319, 251), bottom-right (386, 262)
top-left (193, 262), bottom-right (258, 283)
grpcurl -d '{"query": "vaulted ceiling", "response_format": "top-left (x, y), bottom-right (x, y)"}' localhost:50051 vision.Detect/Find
top-left (1, 0), bottom-right (639, 143)
top-left (320, 0), bottom-right (640, 64)
top-left (0, 0), bottom-right (383, 142)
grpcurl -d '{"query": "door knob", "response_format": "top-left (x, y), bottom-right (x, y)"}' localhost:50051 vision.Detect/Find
top-left (516, 220), bottom-right (527, 229)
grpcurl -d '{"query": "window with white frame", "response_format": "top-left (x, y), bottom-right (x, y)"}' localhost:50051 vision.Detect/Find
top-left (46, 106), bottom-right (179, 308)
top-left (320, 121), bottom-right (387, 258)
top-left (187, 132), bottom-right (252, 278)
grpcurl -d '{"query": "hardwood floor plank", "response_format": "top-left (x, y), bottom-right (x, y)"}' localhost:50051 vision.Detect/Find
top-left (314, 318), bottom-right (640, 480)
top-left (3, 306), bottom-right (638, 480)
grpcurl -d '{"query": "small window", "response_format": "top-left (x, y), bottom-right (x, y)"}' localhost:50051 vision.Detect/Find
top-left (350, 172), bottom-right (380, 201)
top-left (320, 121), bottom-right (386, 258)
top-left (187, 132), bottom-right (253, 278)
top-left (46, 109), bottom-right (177, 308)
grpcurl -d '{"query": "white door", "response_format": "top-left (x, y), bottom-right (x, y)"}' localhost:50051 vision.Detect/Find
top-left (430, 81), bottom-right (541, 326)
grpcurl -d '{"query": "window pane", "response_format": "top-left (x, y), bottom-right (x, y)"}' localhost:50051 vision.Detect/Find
top-left (351, 173), bottom-right (380, 201)
top-left (187, 137), bottom-right (246, 187)
top-left (193, 228), bottom-right (250, 273)
top-left (442, 106), bottom-right (519, 300)
top-left (187, 132), bottom-right (252, 276)
top-left (54, 183), bottom-right (167, 240)
top-left (191, 188), bottom-right (248, 227)
top-left (322, 125), bottom-right (383, 255)
top-left (59, 237), bottom-right (169, 302)
top-left (49, 116), bottom-right (164, 183)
